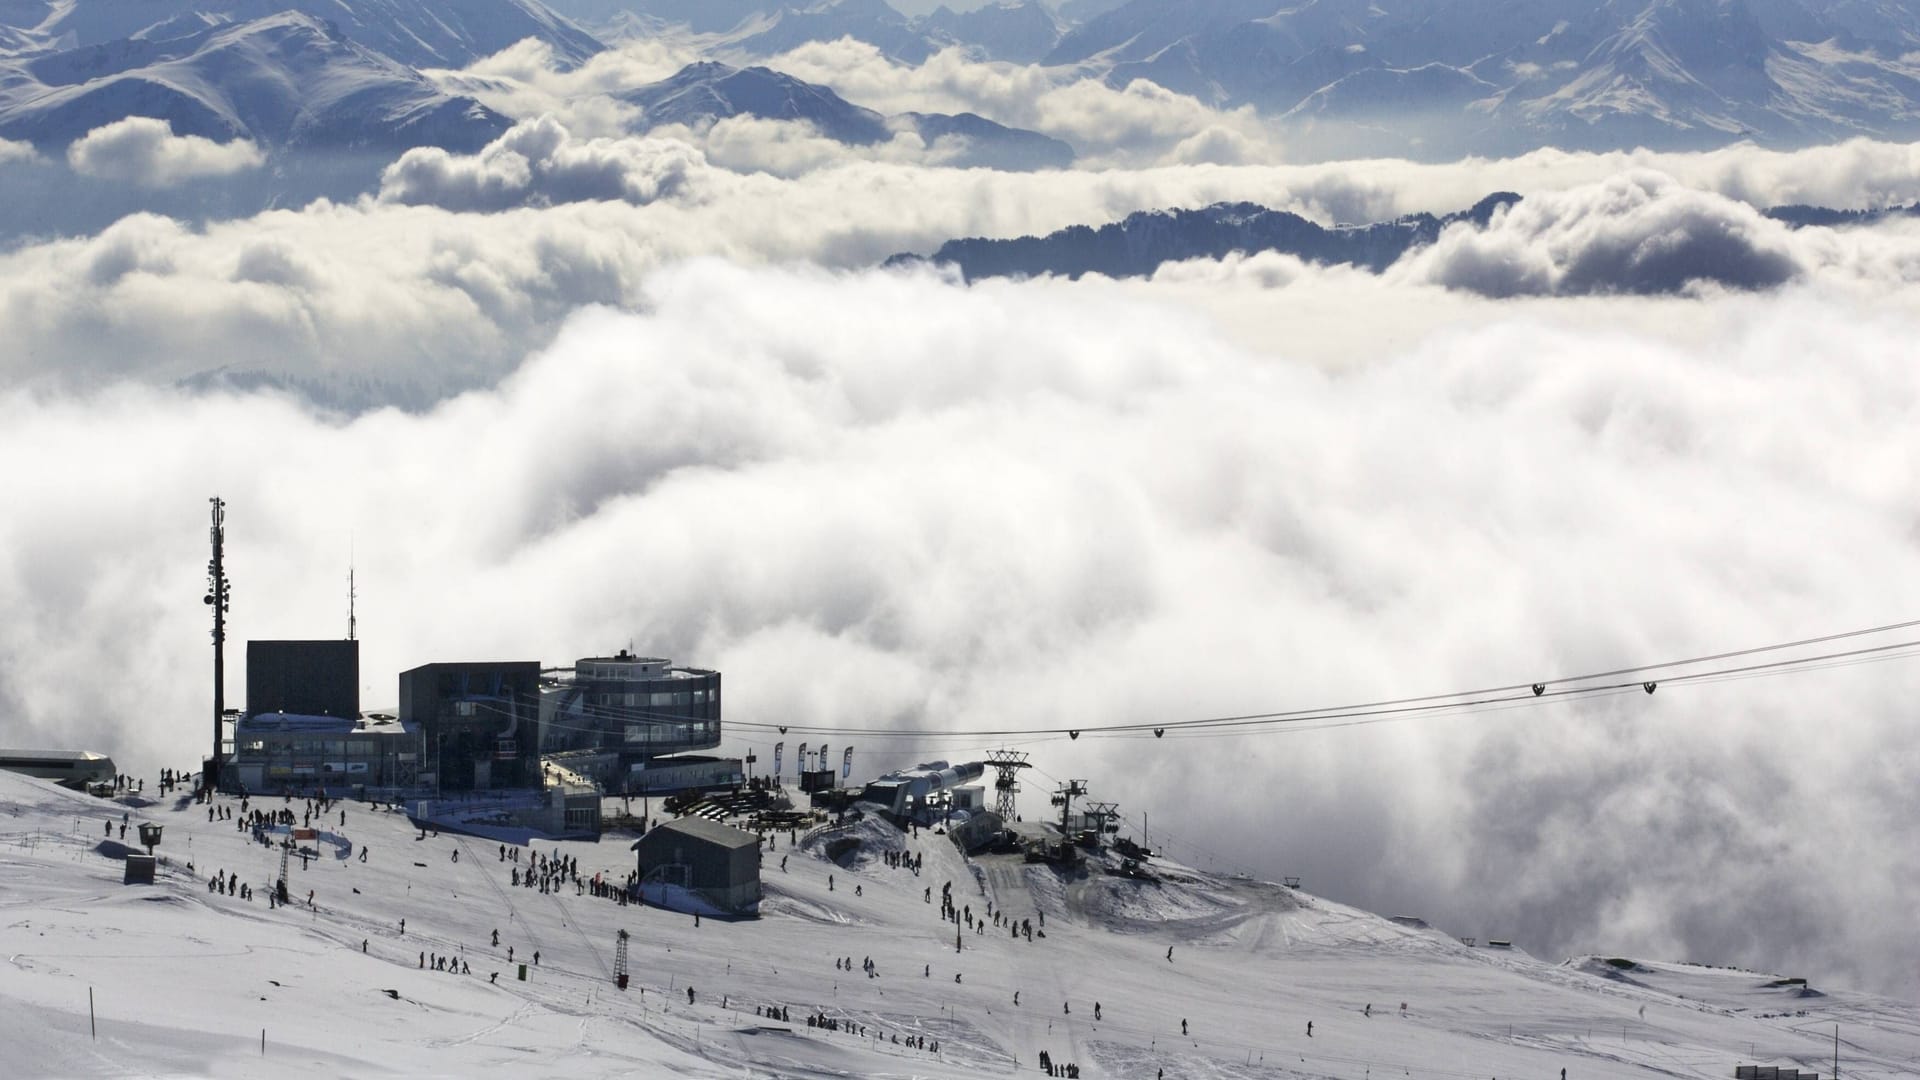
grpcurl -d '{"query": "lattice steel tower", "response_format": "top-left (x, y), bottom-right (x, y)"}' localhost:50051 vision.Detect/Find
top-left (986, 748), bottom-right (1030, 820)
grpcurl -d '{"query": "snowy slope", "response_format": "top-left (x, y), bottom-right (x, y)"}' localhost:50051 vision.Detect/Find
top-left (3, 767), bottom-right (1916, 1079)
top-left (1042, 0), bottom-right (1920, 159)
top-left (0, 0), bottom-right (604, 69)
top-left (0, 13), bottom-right (510, 151)
top-left (547, 0), bottom-right (1063, 63)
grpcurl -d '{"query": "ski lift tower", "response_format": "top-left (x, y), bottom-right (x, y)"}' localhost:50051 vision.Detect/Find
top-left (1050, 779), bottom-right (1087, 833)
top-left (986, 749), bottom-right (1030, 820)
top-left (1083, 800), bottom-right (1120, 847)
top-left (614, 929), bottom-right (630, 990)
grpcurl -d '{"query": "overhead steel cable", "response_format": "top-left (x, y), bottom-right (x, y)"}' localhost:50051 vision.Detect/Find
top-left (455, 619), bottom-right (1920, 743)
top-left (714, 621), bottom-right (1920, 739)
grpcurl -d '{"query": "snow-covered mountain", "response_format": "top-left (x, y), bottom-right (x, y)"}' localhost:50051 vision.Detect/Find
top-left (3, 767), bottom-right (1918, 1076)
top-left (0, 0), bottom-right (603, 69)
top-left (626, 60), bottom-right (1074, 168)
top-left (0, 12), bottom-right (510, 151)
top-left (1044, 0), bottom-right (1920, 158)
top-left (728, 0), bottom-right (951, 64)
top-left (548, 0), bottom-right (1065, 64)
top-left (920, 3), bottom-right (1063, 63)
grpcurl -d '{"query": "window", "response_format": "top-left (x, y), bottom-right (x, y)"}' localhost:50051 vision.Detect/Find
top-left (456, 700), bottom-right (476, 717)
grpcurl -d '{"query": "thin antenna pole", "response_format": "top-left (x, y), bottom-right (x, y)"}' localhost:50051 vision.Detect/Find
top-left (348, 556), bottom-right (357, 643)
top-left (206, 498), bottom-right (230, 791)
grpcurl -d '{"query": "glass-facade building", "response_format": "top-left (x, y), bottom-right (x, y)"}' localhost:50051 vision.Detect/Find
top-left (399, 661), bottom-right (543, 793)
top-left (540, 651), bottom-right (721, 762)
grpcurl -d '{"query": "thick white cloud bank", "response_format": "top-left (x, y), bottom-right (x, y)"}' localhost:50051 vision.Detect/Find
top-left (0, 260), bottom-right (1916, 999)
top-left (65, 117), bottom-right (265, 186)
top-left (763, 39), bottom-right (1287, 168)
top-left (430, 37), bottom-right (1282, 168)
top-left (441, 36), bottom-right (1920, 191)
top-left (380, 115), bottom-right (705, 211)
top-left (8, 129), bottom-right (1920, 406)
top-left (1396, 171), bottom-right (1810, 297)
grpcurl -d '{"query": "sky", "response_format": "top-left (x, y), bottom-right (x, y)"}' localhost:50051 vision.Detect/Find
top-left (1, 30), bottom-right (1918, 1005)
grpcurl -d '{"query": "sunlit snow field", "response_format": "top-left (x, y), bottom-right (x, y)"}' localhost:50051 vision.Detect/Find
top-left (2, 771), bottom-right (1914, 1078)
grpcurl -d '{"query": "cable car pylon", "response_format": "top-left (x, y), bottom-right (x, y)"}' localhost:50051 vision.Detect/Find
top-left (986, 748), bottom-right (1030, 821)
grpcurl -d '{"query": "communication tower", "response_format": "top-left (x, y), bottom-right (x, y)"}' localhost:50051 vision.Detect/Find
top-left (204, 497), bottom-right (232, 790)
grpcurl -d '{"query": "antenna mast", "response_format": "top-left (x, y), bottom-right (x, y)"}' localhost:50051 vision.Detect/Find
top-left (204, 497), bottom-right (231, 792)
top-left (348, 560), bottom-right (357, 642)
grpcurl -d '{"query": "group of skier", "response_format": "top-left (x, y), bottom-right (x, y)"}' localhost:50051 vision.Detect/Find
top-left (205, 868), bottom-right (253, 901)
top-left (799, 1012), bottom-right (937, 1053)
top-left (1038, 1049), bottom-right (1080, 1077)
top-left (420, 952), bottom-right (470, 976)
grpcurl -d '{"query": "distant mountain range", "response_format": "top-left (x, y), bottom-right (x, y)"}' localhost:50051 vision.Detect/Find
top-left (1045, 0), bottom-right (1920, 158)
top-left (0, 0), bottom-right (599, 153)
top-left (553, 0), bottom-right (1920, 159)
top-left (890, 194), bottom-right (1524, 280)
top-left (0, 0), bottom-right (603, 69)
top-left (2, 0), bottom-right (1920, 230)
top-left (553, 0), bottom-right (1067, 64)
top-left (0, 0), bottom-right (1069, 163)
top-left (0, 13), bottom-right (512, 152)
top-left (892, 191), bottom-right (1917, 283)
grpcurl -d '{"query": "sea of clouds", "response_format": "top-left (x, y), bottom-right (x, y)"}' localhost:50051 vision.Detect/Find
top-left (1, 37), bottom-right (1917, 1001)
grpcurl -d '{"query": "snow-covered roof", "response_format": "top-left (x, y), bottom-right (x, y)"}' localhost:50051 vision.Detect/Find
top-left (0, 748), bottom-right (111, 763)
top-left (235, 711), bottom-right (415, 735)
top-left (640, 815), bottom-right (759, 851)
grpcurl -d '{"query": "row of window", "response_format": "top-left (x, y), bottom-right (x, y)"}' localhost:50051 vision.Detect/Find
top-left (584, 663), bottom-right (669, 680)
top-left (595, 690), bottom-right (712, 708)
top-left (239, 739), bottom-right (391, 755)
top-left (623, 721), bottom-right (716, 743)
